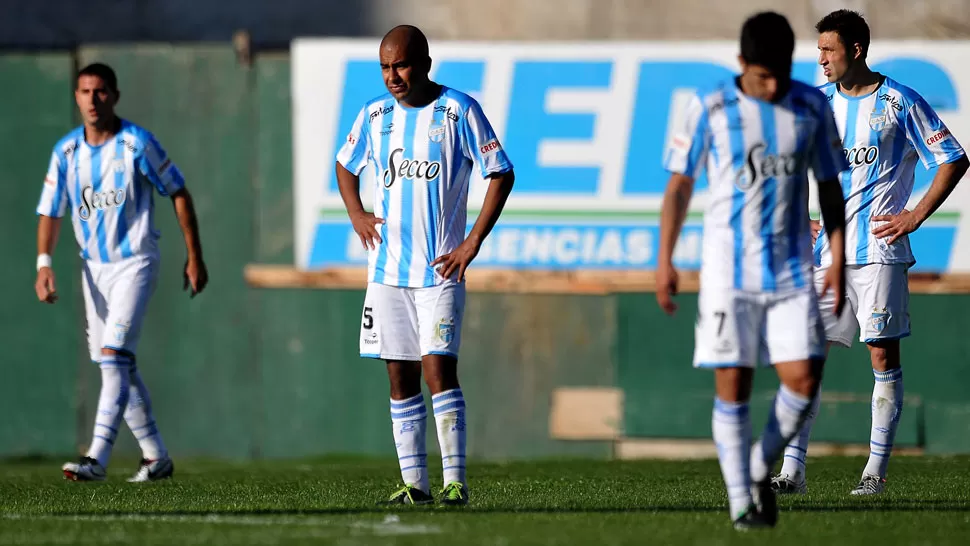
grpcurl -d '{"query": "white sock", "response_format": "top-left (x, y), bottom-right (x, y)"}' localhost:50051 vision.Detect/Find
top-left (432, 388), bottom-right (467, 486)
top-left (712, 398), bottom-right (752, 520)
top-left (863, 368), bottom-right (904, 479)
top-left (779, 387), bottom-right (821, 480)
top-left (124, 365), bottom-right (168, 461)
top-left (391, 393), bottom-right (429, 493)
top-left (85, 355), bottom-right (132, 468)
top-left (751, 385), bottom-right (812, 484)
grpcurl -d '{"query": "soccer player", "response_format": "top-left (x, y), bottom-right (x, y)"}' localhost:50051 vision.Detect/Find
top-left (772, 10), bottom-right (968, 496)
top-left (658, 12), bottom-right (849, 529)
top-left (35, 63), bottom-right (208, 482)
top-left (334, 25), bottom-right (514, 506)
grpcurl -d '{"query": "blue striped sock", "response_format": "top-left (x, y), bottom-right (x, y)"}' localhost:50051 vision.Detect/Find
top-left (391, 393), bottom-right (429, 493)
top-left (124, 365), bottom-right (167, 460)
top-left (750, 385), bottom-right (811, 483)
top-left (864, 368), bottom-right (904, 479)
top-left (432, 389), bottom-right (466, 486)
top-left (86, 354), bottom-right (133, 468)
top-left (780, 388), bottom-right (821, 480)
top-left (712, 398), bottom-right (752, 521)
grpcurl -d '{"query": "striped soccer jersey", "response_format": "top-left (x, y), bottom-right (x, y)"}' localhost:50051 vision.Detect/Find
top-left (664, 78), bottom-right (849, 292)
top-left (337, 86), bottom-right (513, 288)
top-left (36, 120), bottom-right (186, 263)
top-left (814, 76), bottom-right (966, 267)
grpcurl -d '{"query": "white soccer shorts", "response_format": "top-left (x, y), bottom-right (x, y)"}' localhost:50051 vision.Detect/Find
top-left (814, 263), bottom-right (910, 348)
top-left (693, 287), bottom-right (826, 368)
top-left (82, 255), bottom-right (159, 362)
top-left (359, 280), bottom-right (466, 361)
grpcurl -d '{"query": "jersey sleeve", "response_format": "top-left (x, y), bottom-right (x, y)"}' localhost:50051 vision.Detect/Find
top-left (904, 96), bottom-right (966, 169)
top-left (36, 148), bottom-right (69, 217)
top-left (459, 100), bottom-right (513, 178)
top-left (336, 106), bottom-right (373, 175)
top-left (663, 93), bottom-right (709, 179)
top-left (138, 134), bottom-right (186, 196)
top-left (811, 98), bottom-right (849, 182)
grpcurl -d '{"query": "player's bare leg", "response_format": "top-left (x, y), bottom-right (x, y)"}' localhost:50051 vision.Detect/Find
top-left (712, 368), bottom-right (763, 529)
top-left (63, 348), bottom-right (131, 481)
top-left (123, 353), bottom-right (174, 483)
top-left (423, 354), bottom-right (468, 506)
top-left (382, 360), bottom-right (433, 505)
top-left (852, 339), bottom-right (902, 495)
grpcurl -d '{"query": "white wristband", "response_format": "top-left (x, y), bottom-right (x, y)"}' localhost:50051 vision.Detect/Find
top-left (36, 253), bottom-right (52, 271)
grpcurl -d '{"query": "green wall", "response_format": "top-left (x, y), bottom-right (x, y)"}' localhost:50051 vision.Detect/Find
top-left (2, 48), bottom-right (968, 462)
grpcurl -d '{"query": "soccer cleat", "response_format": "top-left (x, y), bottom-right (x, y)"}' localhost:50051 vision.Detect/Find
top-left (379, 484), bottom-right (434, 506)
top-left (850, 474), bottom-right (886, 496)
top-left (439, 481), bottom-right (469, 506)
top-left (127, 457), bottom-right (174, 483)
top-left (62, 456), bottom-right (106, 481)
top-left (770, 473), bottom-right (808, 495)
top-left (732, 504), bottom-right (771, 531)
top-left (751, 479), bottom-right (778, 527)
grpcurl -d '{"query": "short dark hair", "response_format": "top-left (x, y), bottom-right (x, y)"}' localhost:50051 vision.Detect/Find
top-left (740, 12), bottom-right (795, 74)
top-left (816, 9), bottom-right (870, 59)
top-left (77, 63), bottom-right (118, 92)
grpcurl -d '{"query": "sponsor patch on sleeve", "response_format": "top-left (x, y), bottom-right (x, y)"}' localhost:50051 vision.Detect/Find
top-left (925, 128), bottom-right (951, 146)
top-left (347, 133), bottom-right (357, 146)
top-left (44, 176), bottom-right (56, 188)
top-left (479, 138), bottom-right (501, 156)
top-left (670, 134), bottom-right (691, 152)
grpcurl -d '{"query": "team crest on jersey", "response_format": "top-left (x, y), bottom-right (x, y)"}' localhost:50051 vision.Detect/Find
top-left (869, 109), bottom-right (888, 131)
top-left (428, 122), bottom-right (445, 143)
top-left (112, 159), bottom-right (126, 173)
top-left (869, 307), bottom-right (890, 334)
top-left (435, 317), bottom-right (455, 344)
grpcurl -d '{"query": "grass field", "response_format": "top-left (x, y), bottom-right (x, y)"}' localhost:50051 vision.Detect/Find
top-left (1, 455), bottom-right (968, 545)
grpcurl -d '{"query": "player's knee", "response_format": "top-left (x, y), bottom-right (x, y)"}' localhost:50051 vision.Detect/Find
top-left (386, 361), bottom-right (422, 399)
top-left (100, 347), bottom-right (121, 356)
top-left (867, 340), bottom-right (900, 371)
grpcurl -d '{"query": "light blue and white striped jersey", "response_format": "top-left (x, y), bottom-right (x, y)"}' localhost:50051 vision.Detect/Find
top-left (664, 79), bottom-right (848, 293)
top-left (814, 76), bottom-right (966, 267)
top-left (36, 120), bottom-right (186, 263)
top-left (337, 86), bottom-right (513, 288)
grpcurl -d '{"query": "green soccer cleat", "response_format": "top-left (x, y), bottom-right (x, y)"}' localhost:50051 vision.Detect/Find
top-left (439, 481), bottom-right (469, 506)
top-left (379, 484), bottom-right (434, 506)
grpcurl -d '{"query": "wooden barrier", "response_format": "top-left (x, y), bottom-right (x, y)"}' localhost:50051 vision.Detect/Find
top-left (244, 264), bottom-right (970, 295)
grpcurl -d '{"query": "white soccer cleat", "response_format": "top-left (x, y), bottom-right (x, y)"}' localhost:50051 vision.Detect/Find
top-left (127, 456), bottom-right (175, 483)
top-left (770, 473), bottom-right (808, 495)
top-left (850, 474), bottom-right (886, 496)
top-left (62, 456), bottom-right (107, 481)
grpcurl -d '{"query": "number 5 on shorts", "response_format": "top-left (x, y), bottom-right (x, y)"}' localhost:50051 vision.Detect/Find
top-left (363, 307), bottom-right (374, 330)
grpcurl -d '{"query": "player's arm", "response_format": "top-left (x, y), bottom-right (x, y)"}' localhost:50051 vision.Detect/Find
top-left (873, 98), bottom-right (969, 244)
top-left (431, 100), bottom-right (515, 282)
top-left (812, 97), bottom-right (851, 316)
top-left (335, 107), bottom-right (382, 250)
top-left (657, 93), bottom-right (708, 316)
top-left (140, 134), bottom-right (208, 297)
top-left (35, 150), bottom-right (69, 304)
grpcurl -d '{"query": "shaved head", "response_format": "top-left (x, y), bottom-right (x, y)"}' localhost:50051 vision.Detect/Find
top-left (380, 25), bottom-right (429, 60)
top-left (378, 25), bottom-right (436, 106)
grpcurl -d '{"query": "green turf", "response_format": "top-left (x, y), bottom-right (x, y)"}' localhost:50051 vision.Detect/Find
top-left (1, 456), bottom-right (968, 545)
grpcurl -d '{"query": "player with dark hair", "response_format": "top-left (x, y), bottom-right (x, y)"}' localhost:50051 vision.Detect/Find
top-left (658, 12), bottom-right (848, 529)
top-left (772, 9), bottom-right (968, 496)
top-left (37, 63), bottom-right (208, 481)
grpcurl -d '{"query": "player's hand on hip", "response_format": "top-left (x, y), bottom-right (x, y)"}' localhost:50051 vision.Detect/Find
top-left (655, 263), bottom-right (679, 316)
top-left (184, 258), bottom-right (209, 298)
top-left (35, 267), bottom-right (57, 304)
top-left (349, 211), bottom-right (384, 250)
top-left (810, 219), bottom-right (822, 246)
top-left (871, 209), bottom-right (919, 245)
top-left (820, 264), bottom-right (846, 317)
top-left (431, 239), bottom-right (480, 283)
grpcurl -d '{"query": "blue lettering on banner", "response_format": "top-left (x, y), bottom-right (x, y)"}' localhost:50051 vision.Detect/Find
top-left (320, 53), bottom-right (960, 271)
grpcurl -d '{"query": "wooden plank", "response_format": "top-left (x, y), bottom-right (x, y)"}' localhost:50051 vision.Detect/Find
top-left (549, 387), bottom-right (623, 441)
top-left (244, 264), bottom-right (970, 295)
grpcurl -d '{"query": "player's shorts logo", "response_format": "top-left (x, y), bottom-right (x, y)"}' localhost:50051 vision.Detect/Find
top-left (78, 185), bottom-right (126, 221)
top-left (435, 317), bottom-right (455, 344)
top-left (382, 147), bottom-right (441, 188)
top-left (869, 307), bottom-right (890, 335)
